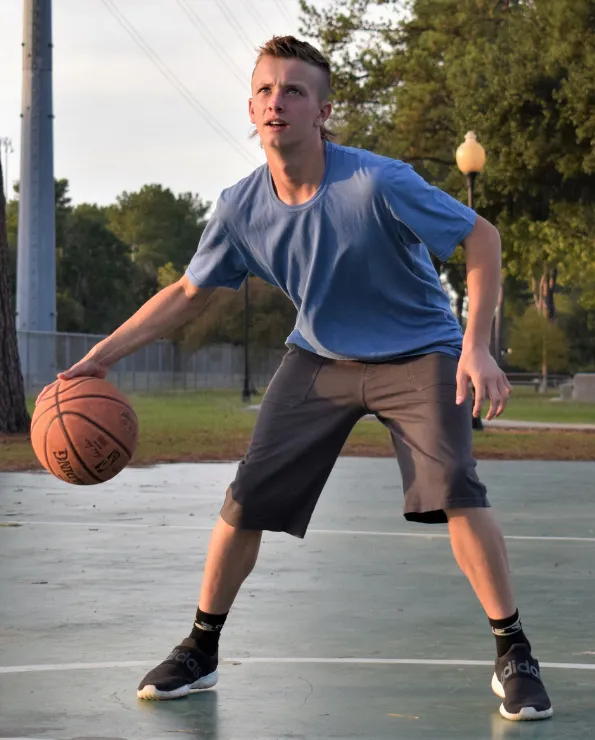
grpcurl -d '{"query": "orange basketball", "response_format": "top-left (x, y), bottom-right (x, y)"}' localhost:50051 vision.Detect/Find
top-left (31, 377), bottom-right (139, 485)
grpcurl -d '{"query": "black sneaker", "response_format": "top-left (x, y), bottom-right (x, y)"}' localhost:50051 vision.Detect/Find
top-left (137, 638), bottom-right (219, 700)
top-left (491, 644), bottom-right (553, 721)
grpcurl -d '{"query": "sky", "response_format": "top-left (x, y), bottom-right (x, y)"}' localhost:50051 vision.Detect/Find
top-left (0, 0), bottom-right (306, 212)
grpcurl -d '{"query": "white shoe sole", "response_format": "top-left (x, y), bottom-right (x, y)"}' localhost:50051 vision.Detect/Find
top-left (137, 668), bottom-right (219, 701)
top-left (491, 673), bottom-right (553, 721)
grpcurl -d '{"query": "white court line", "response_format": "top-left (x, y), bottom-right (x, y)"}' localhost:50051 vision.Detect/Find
top-left (2, 657), bottom-right (595, 675)
top-left (1, 520), bottom-right (595, 543)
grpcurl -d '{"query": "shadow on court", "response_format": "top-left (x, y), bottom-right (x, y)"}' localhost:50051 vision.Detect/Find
top-left (1, 459), bottom-right (595, 739)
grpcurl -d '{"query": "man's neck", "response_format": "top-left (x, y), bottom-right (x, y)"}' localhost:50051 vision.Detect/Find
top-left (266, 138), bottom-right (326, 206)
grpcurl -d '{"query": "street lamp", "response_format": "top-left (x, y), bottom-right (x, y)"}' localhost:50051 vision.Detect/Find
top-left (456, 131), bottom-right (486, 431)
top-left (456, 130), bottom-right (486, 210)
top-left (242, 276), bottom-right (251, 403)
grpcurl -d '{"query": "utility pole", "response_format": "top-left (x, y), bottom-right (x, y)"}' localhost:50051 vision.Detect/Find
top-left (0, 138), bottom-right (14, 196)
top-left (16, 0), bottom-right (56, 386)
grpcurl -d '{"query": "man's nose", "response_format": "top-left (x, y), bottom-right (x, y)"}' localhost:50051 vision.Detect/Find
top-left (269, 92), bottom-right (284, 111)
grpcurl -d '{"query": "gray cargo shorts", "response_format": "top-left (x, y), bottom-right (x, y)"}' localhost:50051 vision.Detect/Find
top-left (221, 345), bottom-right (489, 538)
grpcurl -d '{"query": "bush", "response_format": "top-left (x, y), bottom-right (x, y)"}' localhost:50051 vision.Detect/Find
top-left (509, 307), bottom-right (569, 373)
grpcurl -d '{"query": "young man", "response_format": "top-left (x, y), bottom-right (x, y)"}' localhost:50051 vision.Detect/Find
top-left (55, 37), bottom-right (552, 720)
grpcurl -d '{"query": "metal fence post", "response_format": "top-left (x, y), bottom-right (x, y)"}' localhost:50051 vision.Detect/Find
top-left (146, 345), bottom-right (150, 391)
top-left (158, 342), bottom-right (163, 392)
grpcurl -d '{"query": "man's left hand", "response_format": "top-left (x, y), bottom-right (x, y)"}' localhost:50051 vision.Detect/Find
top-left (456, 346), bottom-right (512, 420)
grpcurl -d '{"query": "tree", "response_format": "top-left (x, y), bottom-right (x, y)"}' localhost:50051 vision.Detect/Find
top-left (0, 159), bottom-right (30, 433)
top-left (107, 185), bottom-right (210, 303)
top-left (300, 0), bottom-right (595, 381)
top-left (183, 278), bottom-right (297, 350)
top-left (5, 178), bottom-right (71, 299)
top-left (57, 204), bottom-right (141, 334)
top-left (509, 306), bottom-right (569, 375)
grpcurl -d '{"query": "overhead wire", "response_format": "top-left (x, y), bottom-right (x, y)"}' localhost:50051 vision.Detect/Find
top-left (100, 0), bottom-right (260, 167)
top-left (245, 2), bottom-right (276, 40)
top-left (176, 0), bottom-right (247, 90)
top-left (214, 0), bottom-right (258, 57)
top-left (273, 0), bottom-right (295, 29)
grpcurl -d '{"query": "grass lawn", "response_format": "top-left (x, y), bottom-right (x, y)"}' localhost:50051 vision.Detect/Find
top-left (1, 386), bottom-right (594, 472)
top-left (500, 386), bottom-right (595, 424)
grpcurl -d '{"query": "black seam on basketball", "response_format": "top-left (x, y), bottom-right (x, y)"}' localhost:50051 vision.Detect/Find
top-left (31, 402), bottom-right (62, 432)
top-left (40, 381), bottom-right (62, 464)
top-left (52, 394), bottom-right (135, 413)
top-left (55, 390), bottom-right (103, 483)
top-left (54, 377), bottom-right (96, 396)
top-left (32, 378), bottom-right (99, 433)
top-left (42, 414), bottom-right (55, 474)
top-left (59, 411), bottom-right (133, 460)
top-left (31, 381), bottom-right (59, 433)
top-left (33, 393), bottom-right (133, 437)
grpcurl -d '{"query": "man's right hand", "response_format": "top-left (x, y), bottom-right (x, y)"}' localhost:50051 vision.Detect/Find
top-left (35, 356), bottom-right (109, 405)
top-left (58, 356), bottom-right (109, 381)
top-left (35, 278), bottom-right (209, 404)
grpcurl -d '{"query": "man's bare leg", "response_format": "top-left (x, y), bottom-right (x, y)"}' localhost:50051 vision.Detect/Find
top-left (199, 516), bottom-right (262, 613)
top-left (446, 507), bottom-right (514, 619)
top-left (446, 507), bottom-right (552, 720)
top-left (137, 516), bottom-right (261, 699)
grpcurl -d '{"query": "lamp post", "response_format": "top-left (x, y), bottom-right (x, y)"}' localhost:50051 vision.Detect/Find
top-left (456, 131), bottom-right (487, 431)
top-left (456, 130), bottom-right (486, 212)
top-left (242, 277), bottom-right (251, 403)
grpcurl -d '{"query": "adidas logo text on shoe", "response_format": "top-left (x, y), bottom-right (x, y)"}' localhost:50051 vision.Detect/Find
top-left (502, 659), bottom-right (540, 681)
top-left (166, 649), bottom-right (203, 678)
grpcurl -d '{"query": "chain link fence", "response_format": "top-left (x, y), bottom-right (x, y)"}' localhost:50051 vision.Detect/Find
top-left (17, 331), bottom-right (285, 395)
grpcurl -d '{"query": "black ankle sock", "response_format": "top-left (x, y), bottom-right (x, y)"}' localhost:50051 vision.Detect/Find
top-left (489, 610), bottom-right (531, 657)
top-left (189, 607), bottom-right (228, 656)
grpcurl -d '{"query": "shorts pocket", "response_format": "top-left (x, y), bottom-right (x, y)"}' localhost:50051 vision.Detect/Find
top-left (263, 347), bottom-right (325, 408)
top-left (407, 353), bottom-right (458, 392)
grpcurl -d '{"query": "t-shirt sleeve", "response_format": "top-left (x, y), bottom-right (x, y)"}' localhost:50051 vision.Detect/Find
top-left (185, 200), bottom-right (248, 290)
top-left (382, 160), bottom-right (477, 261)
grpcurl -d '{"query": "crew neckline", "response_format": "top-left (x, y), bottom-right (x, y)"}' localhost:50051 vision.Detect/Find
top-left (266, 140), bottom-right (334, 212)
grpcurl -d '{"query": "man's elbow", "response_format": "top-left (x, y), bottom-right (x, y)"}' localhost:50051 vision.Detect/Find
top-left (464, 215), bottom-right (501, 252)
top-left (177, 275), bottom-right (215, 309)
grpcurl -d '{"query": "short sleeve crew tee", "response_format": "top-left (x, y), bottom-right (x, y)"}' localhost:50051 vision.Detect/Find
top-left (185, 142), bottom-right (476, 360)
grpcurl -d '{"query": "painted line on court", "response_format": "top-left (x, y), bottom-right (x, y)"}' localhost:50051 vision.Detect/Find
top-left (1, 657), bottom-right (595, 675)
top-left (2, 520), bottom-right (595, 543)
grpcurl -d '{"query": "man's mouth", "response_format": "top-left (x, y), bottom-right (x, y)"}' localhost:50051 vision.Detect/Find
top-left (265, 119), bottom-right (288, 130)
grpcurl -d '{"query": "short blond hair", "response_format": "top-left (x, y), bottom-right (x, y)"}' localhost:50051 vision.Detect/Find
top-left (253, 35), bottom-right (335, 141)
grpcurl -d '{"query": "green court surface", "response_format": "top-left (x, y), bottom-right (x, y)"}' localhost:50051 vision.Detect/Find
top-left (1, 459), bottom-right (595, 739)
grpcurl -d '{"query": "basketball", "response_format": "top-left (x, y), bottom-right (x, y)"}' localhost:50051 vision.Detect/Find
top-left (31, 377), bottom-right (139, 485)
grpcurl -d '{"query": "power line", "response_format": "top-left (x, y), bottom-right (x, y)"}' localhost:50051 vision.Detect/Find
top-left (176, 0), bottom-right (247, 90)
top-left (100, 0), bottom-right (259, 167)
top-left (246, 3), bottom-right (275, 41)
top-left (273, 0), bottom-right (294, 29)
top-left (214, 0), bottom-right (257, 57)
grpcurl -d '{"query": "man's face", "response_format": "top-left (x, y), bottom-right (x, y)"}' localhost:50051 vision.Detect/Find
top-left (249, 56), bottom-right (331, 151)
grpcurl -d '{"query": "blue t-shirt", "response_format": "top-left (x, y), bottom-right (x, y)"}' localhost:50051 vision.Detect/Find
top-left (185, 141), bottom-right (476, 361)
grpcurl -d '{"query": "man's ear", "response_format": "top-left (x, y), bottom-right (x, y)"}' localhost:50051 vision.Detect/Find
top-left (316, 100), bottom-right (332, 128)
top-left (248, 98), bottom-right (256, 124)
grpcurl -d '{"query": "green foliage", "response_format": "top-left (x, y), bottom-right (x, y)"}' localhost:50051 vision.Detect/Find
top-left (56, 203), bottom-right (139, 334)
top-left (156, 262), bottom-right (183, 289)
top-left (7, 179), bottom-right (213, 335)
top-left (184, 278), bottom-right (297, 350)
top-left (509, 306), bottom-right (570, 373)
top-left (300, 0), bottom-right (595, 372)
top-left (107, 184), bottom-right (209, 277)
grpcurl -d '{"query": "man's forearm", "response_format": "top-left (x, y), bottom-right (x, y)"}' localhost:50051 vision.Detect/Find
top-left (462, 216), bottom-right (501, 350)
top-left (88, 279), bottom-right (213, 366)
